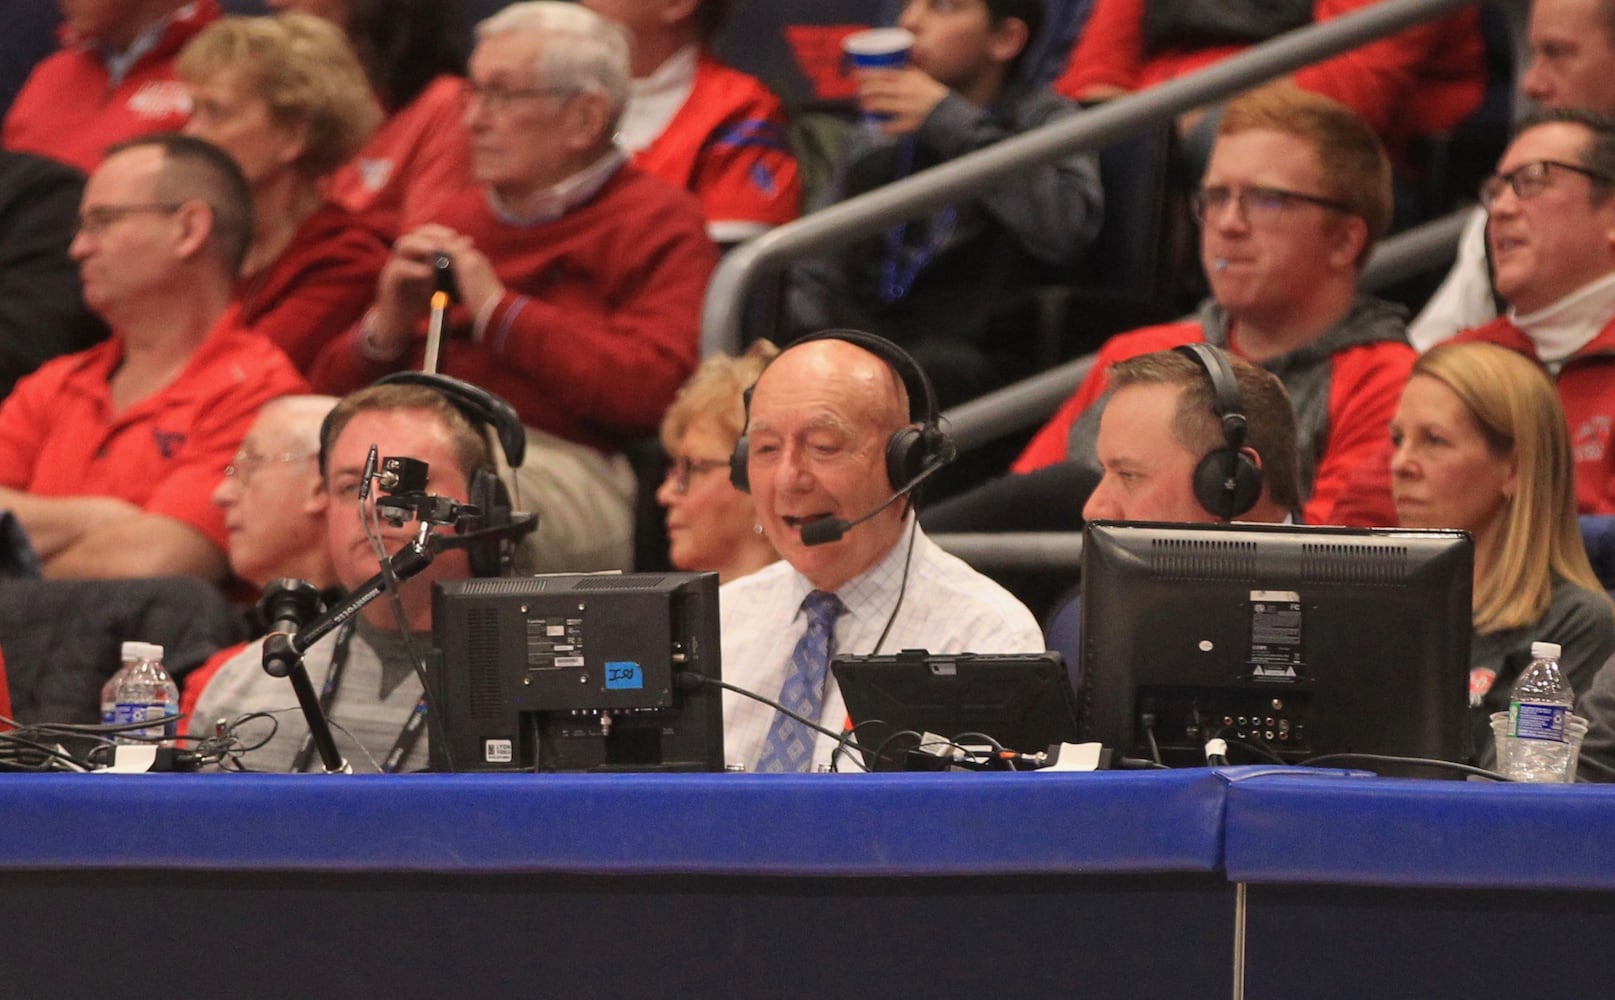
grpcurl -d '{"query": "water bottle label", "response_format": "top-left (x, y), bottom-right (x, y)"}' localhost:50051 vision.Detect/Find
top-left (1511, 701), bottom-right (1569, 741)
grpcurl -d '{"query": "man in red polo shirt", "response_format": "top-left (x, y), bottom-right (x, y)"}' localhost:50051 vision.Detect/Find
top-left (4, 0), bottom-right (219, 173)
top-left (0, 132), bottom-right (307, 582)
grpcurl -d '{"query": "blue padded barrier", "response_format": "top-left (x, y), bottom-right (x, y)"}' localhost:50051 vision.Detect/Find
top-left (1223, 769), bottom-right (1615, 890)
top-left (0, 769), bottom-right (1229, 876)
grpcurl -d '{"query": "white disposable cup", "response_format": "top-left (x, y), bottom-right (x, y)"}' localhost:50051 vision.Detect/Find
top-left (842, 27), bottom-right (916, 70)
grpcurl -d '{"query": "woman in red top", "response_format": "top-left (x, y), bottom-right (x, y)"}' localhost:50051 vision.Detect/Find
top-left (178, 13), bottom-right (389, 374)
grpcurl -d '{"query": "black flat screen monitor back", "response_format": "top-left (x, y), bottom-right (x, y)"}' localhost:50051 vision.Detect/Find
top-left (1080, 521), bottom-right (1473, 773)
top-left (429, 571), bottom-right (723, 772)
top-left (832, 650), bottom-right (1080, 771)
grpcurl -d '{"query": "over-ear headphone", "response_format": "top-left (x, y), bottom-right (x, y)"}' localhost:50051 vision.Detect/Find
top-left (1174, 343), bottom-right (1262, 521)
top-left (728, 328), bottom-right (957, 494)
top-left (320, 372), bottom-right (536, 577)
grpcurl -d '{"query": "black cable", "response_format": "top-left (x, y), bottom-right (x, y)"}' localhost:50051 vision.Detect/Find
top-left (828, 719), bottom-right (888, 773)
top-left (1299, 752), bottom-right (1509, 781)
top-left (869, 728), bottom-right (927, 770)
top-left (870, 514), bottom-right (920, 656)
top-left (703, 676), bottom-right (877, 770)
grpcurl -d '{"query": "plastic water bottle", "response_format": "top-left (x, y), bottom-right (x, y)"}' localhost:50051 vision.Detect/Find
top-left (1506, 640), bottom-right (1575, 782)
top-left (101, 641), bottom-right (147, 729)
top-left (112, 642), bottom-right (180, 745)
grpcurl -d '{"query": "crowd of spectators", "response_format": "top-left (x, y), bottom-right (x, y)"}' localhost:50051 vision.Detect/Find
top-left (12, 0), bottom-right (1615, 778)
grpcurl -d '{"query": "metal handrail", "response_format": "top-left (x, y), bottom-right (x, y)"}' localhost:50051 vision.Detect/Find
top-left (701, 0), bottom-right (1479, 356)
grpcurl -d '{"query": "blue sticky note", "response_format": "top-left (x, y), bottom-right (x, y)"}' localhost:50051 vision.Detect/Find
top-left (605, 661), bottom-right (643, 690)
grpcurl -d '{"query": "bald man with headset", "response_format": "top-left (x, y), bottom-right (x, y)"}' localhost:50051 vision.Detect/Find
top-left (719, 330), bottom-right (1044, 773)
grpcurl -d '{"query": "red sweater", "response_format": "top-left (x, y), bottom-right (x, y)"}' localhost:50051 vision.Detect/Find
top-left (1056, 0), bottom-right (1484, 152)
top-left (1456, 315), bottom-right (1615, 515)
top-left (237, 202), bottom-right (388, 375)
top-left (312, 166), bottom-right (716, 453)
top-left (1015, 309), bottom-right (1413, 526)
top-left (632, 56), bottom-right (801, 234)
top-left (3, 1), bottom-right (220, 172)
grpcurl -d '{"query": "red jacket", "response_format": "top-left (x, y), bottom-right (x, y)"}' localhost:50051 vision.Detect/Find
top-left (631, 55), bottom-right (801, 238)
top-left (1015, 298), bottom-right (1414, 526)
top-left (1456, 315), bottom-right (1615, 515)
top-left (1056, 0), bottom-right (1484, 153)
top-left (3, 1), bottom-right (220, 172)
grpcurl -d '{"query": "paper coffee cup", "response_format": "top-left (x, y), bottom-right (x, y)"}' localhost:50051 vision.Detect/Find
top-left (842, 27), bottom-right (915, 70)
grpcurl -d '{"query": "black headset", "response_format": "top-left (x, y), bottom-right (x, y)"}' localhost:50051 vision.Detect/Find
top-left (1174, 342), bottom-right (1262, 521)
top-left (728, 329), bottom-right (957, 494)
top-left (320, 372), bottom-right (535, 578)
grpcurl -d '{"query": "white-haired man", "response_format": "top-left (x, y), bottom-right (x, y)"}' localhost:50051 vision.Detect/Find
top-left (312, 1), bottom-right (717, 574)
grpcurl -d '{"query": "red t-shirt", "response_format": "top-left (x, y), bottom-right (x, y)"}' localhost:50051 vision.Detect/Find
top-left (0, 308), bottom-right (309, 549)
top-left (325, 74), bottom-right (476, 241)
top-left (3, 1), bottom-right (220, 172)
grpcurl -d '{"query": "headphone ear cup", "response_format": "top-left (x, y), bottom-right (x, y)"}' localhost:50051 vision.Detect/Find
top-left (1192, 448), bottom-right (1262, 520)
top-left (464, 467), bottom-right (514, 577)
top-left (885, 425), bottom-right (925, 491)
top-left (729, 435), bottom-right (750, 493)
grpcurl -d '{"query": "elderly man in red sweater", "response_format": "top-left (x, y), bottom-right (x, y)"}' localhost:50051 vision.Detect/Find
top-left (312, 1), bottom-right (716, 574)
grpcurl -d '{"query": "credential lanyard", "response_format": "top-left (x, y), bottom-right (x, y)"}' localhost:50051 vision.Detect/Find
top-left (290, 622), bottom-right (428, 773)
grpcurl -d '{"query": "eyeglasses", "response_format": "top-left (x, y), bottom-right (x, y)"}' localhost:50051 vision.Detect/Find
top-left (463, 80), bottom-right (577, 112)
top-left (72, 203), bottom-right (184, 238)
top-left (662, 455), bottom-right (729, 495)
top-left (1190, 185), bottom-right (1355, 225)
top-left (224, 449), bottom-right (317, 484)
top-left (1478, 159), bottom-right (1615, 209)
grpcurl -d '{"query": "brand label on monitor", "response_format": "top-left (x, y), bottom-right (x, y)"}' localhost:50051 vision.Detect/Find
top-left (606, 661), bottom-right (644, 690)
top-left (1247, 590), bottom-right (1304, 681)
top-left (483, 739), bottom-right (514, 764)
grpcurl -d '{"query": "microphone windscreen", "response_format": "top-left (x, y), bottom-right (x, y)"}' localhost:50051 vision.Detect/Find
top-left (800, 517), bottom-right (849, 547)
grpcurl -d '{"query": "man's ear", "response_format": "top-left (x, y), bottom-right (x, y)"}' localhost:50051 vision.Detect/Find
top-left (302, 470), bottom-right (329, 516)
top-left (561, 91), bottom-right (615, 153)
top-left (1330, 214), bottom-right (1369, 271)
top-left (171, 200), bottom-right (214, 260)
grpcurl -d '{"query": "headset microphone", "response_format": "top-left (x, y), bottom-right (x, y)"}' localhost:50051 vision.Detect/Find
top-left (799, 457), bottom-right (949, 547)
top-left (429, 511), bottom-right (539, 554)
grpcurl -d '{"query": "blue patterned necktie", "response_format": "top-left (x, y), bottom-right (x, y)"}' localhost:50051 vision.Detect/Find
top-left (755, 590), bottom-right (845, 773)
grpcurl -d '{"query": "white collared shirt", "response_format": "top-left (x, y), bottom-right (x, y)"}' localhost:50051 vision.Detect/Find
top-left (719, 519), bottom-right (1046, 771)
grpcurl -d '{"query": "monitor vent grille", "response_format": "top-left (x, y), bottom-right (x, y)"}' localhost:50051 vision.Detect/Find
top-left (456, 576), bottom-right (557, 594)
top-left (1298, 543), bottom-right (1408, 584)
top-left (465, 607), bottom-right (503, 717)
top-left (573, 575), bottom-right (667, 590)
top-left (1148, 538), bottom-right (1257, 578)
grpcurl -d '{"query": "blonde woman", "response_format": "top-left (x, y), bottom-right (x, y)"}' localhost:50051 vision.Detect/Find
top-left (655, 341), bottom-right (780, 583)
top-left (1390, 340), bottom-right (1615, 767)
top-left (178, 13), bottom-right (387, 372)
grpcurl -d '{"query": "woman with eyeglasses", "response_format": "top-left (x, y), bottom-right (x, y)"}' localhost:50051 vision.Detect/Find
top-left (1389, 340), bottom-right (1615, 770)
top-left (655, 341), bottom-right (780, 583)
top-left (177, 13), bottom-right (388, 373)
